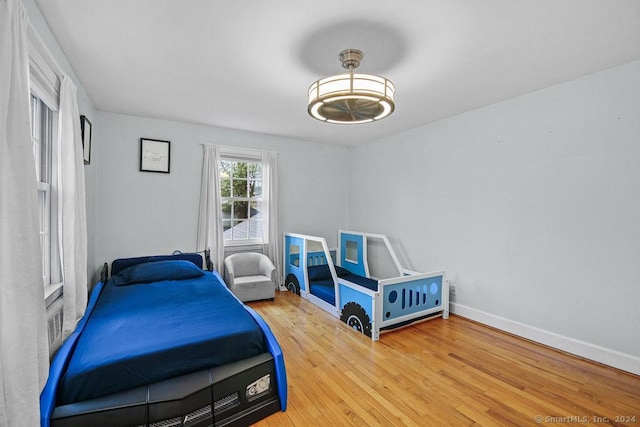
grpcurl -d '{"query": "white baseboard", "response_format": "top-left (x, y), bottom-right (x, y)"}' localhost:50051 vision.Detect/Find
top-left (450, 302), bottom-right (640, 376)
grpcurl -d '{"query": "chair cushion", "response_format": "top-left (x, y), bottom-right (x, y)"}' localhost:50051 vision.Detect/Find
top-left (233, 275), bottom-right (273, 287)
top-left (228, 275), bottom-right (275, 302)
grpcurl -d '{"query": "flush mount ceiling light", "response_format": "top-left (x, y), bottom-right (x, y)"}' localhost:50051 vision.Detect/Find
top-left (308, 49), bottom-right (395, 124)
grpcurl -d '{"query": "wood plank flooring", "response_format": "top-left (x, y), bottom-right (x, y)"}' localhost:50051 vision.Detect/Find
top-left (249, 290), bottom-right (640, 426)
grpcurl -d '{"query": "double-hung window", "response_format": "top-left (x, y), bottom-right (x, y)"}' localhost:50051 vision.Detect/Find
top-left (30, 94), bottom-right (54, 286)
top-left (29, 32), bottom-right (63, 303)
top-left (220, 153), bottom-right (263, 245)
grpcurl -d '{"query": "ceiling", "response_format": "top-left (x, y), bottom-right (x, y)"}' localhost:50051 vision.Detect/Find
top-left (35, 0), bottom-right (640, 146)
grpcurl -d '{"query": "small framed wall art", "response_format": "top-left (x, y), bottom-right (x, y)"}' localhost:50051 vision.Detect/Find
top-left (80, 115), bottom-right (92, 164)
top-left (140, 138), bottom-right (171, 173)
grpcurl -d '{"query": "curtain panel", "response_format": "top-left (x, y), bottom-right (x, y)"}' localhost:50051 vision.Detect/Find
top-left (0, 0), bottom-right (50, 425)
top-left (262, 151), bottom-right (282, 285)
top-left (58, 75), bottom-right (88, 339)
top-left (196, 144), bottom-right (224, 274)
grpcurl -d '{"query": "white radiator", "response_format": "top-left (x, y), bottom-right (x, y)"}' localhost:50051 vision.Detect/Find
top-left (46, 298), bottom-right (63, 358)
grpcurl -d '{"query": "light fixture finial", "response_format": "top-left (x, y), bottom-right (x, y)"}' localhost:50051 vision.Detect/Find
top-left (339, 49), bottom-right (363, 70)
top-left (307, 49), bottom-right (395, 124)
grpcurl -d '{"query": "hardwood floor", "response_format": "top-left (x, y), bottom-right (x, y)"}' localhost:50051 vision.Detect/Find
top-left (249, 291), bottom-right (639, 426)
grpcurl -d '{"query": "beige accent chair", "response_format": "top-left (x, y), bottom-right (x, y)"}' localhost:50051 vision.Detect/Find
top-left (223, 252), bottom-right (276, 302)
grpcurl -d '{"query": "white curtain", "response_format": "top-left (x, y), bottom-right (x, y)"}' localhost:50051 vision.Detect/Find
top-left (58, 75), bottom-right (88, 339)
top-left (0, 0), bottom-right (50, 425)
top-left (196, 144), bottom-right (224, 274)
top-left (262, 151), bottom-right (282, 286)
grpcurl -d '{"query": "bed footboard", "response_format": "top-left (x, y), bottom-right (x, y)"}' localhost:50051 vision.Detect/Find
top-left (48, 353), bottom-right (281, 427)
top-left (334, 271), bottom-right (447, 341)
top-left (374, 271), bottom-right (448, 339)
top-left (244, 306), bottom-right (287, 413)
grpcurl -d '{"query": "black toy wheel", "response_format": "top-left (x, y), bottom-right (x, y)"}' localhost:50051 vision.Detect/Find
top-left (285, 274), bottom-right (300, 295)
top-left (340, 302), bottom-right (372, 337)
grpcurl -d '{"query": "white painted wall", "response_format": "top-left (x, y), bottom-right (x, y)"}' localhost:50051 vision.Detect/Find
top-left (94, 112), bottom-right (348, 271)
top-left (26, 0), bottom-right (639, 370)
top-left (347, 61), bottom-right (640, 360)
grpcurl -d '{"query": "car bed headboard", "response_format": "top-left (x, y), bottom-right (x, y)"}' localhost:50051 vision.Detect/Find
top-left (111, 253), bottom-right (204, 277)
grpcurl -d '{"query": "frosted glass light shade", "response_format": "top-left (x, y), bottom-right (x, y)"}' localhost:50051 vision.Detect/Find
top-left (308, 72), bottom-right (395, 124)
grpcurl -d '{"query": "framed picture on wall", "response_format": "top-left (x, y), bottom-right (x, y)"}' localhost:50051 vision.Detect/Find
top-left (80, 115), bottom-right (92, 164)
top-left (140, 138), bottom-right (171, 173)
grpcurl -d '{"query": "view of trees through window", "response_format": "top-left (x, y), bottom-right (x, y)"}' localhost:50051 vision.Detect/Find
top-left (220, 159), bottom-right (263, 241)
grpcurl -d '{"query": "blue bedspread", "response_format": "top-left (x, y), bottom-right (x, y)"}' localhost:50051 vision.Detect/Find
top-left (309, 279), bottom-right (335, 305)
top-left (342, 272), bottom-right (378, 291)
top-left (59, 270), bottom-right (266, 405)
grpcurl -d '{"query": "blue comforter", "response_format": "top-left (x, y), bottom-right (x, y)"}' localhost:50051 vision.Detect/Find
top-left (59, 269), bottom-right (266, 404)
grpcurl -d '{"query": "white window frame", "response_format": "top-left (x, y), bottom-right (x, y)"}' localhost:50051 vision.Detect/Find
top-left (220, 148), bottom-right (264, 247)
top-left (31, 94), bottom-right (54, 285)
top-left (28, 26), bottom-right (63, 306)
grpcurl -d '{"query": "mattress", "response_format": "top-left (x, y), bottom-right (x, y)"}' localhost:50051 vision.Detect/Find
top-left (59, 265), bottom-right (267, 405)
top-left (308, 270), bottom-right (378, 305)
top-left (309, 280), bottom-right (336, 305)
top-left (341, 272), bottom-right (377, 291)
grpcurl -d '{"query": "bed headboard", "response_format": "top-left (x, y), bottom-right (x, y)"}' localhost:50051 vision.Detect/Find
top-left (111, 253), bottom-right (204, 277)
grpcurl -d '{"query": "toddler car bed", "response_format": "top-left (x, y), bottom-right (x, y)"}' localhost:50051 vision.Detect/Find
top-left (40, 253), bottom-right (287, 427)
top-left (284, 231), bottom-right (448, 340)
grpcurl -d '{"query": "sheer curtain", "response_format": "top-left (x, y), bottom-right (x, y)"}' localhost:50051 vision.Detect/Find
top-left (0, 0), bottom-right (50, 424)
top-left (262, 151), bottom-right (281, 286)
top-left (196, 144), bottom-right (224, 274)
top-left (58, 75), bottom-right (88, 339)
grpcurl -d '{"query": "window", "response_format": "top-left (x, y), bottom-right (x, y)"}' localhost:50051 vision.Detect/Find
top-left (345, 240), bottom-right (359, 264)
top-left (29, 31), bottom-right (63, 300)
top-left (220, 158), bottom-right (263, 244)
top-left (289, 244), bottom-right (300, 267)
top-left (30, 94), bottom-right (53, 286)
top-left (30, 92), bottom-right (61, 294)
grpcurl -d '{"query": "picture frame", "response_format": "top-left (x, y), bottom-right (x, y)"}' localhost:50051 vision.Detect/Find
top-left (140, 138), bottom-right (171, 173)
top-left (80, 115), bottom-right (92, 165)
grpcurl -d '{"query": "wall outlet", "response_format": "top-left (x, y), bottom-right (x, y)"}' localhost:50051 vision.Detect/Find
top-left (449, 281), bottom-right (457, 296)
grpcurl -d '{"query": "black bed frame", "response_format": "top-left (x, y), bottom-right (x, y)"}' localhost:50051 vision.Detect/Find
top-left (42, 254), bottom-right (286, 427)
top-left (50, 353), bottom-right (281, 427)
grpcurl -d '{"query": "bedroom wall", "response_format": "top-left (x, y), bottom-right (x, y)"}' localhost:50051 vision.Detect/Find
top-left (94, 112), bottom-right (348, 273)
top-left (26, 0), bottom-right (638, 372)
top-left (24, 0), bottom-right (99, 282)
top-left (346, 60), bottom-right (640, 370)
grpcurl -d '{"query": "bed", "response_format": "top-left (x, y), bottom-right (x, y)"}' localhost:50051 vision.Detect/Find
top-left (284, 231), bottom-right (448, 340)
top-left (40, 253), bottom-right (287, 427)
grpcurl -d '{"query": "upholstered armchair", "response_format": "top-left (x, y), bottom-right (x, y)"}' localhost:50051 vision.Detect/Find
top-left (223, 252), bottom-right (276, 302)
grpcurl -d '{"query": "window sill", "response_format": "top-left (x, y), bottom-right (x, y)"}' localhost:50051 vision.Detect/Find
top-left (224, 242), bottom-right (264, 255)
top-left (224, 240), bottom-right (264, 248)
top-left (45, 282), bottom-right (63, 308)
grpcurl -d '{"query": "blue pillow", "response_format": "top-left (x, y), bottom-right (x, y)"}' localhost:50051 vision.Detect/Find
top-left (111, 260), bottom-right (204, 286)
